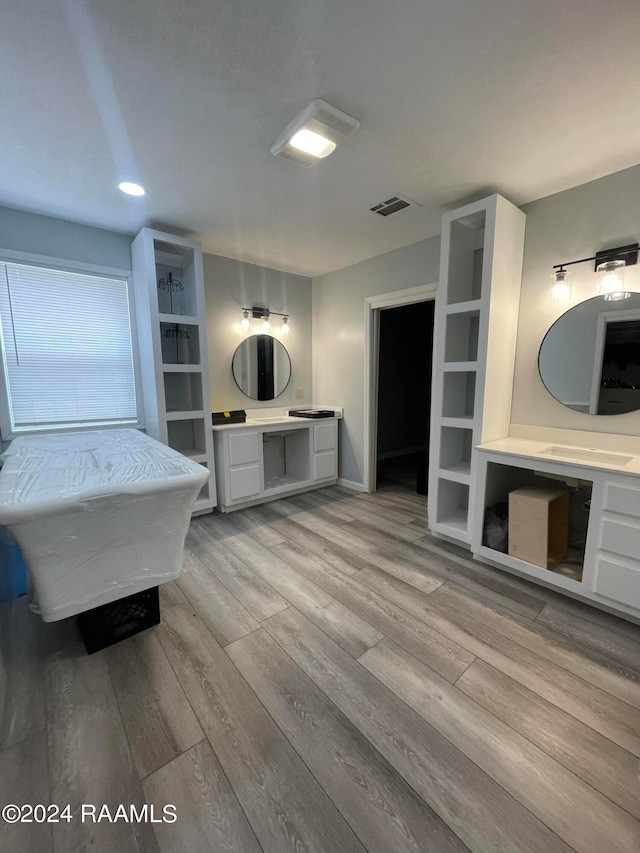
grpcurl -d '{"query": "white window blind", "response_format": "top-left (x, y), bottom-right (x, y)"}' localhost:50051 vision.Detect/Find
top-left (0, 261), bottom-right (139, 433)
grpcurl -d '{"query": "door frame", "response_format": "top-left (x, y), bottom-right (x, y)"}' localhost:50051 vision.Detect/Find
top-left (363, 282), bottom-right (438, 493)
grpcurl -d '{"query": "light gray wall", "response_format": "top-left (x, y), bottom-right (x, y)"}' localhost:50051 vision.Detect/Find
top-left (0, 205), bottom-right (132, 269)
top-left (203, 253), bottom-right (312, 412)
top-left (513, 164), bottom-right (640, 435)
top-left (313, 237), bottom-right (440, 487)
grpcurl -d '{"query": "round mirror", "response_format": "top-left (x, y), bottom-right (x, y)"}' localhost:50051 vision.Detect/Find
top-left (232, 334), bottom-right (291, 401)
top-left (539, 293), bottom-right (640, 415)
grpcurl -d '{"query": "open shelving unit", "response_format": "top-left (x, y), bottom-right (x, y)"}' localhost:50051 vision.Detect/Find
top-left (476, 457), bottom-right (593, 589)
top-left (131, 228), bottom-right (216, 514)
top-left (428, 195), bottom-right (525, 545)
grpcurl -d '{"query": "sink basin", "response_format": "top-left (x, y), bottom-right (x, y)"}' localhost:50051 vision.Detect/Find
top-left (539, 446), bottom-right (632, 466)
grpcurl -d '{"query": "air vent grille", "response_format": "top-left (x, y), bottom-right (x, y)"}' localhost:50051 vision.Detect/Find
top-left (312, 110), bottom-right (355, 136)
top-left (370, 194), bottom-right (421, 218)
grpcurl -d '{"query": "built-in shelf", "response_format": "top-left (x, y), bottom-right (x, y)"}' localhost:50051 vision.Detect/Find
top-left (165, 410), bottom-right (206, 421)
top-left (445, 311), bottom-right (480, 362)
top-left (443, 361), bottom-right (478, 372)
top-left (439, 462), bottom-right (471, 480)
top-left (132, 228), bottom-right (216, 513)
top-left (437, 508), bottom-right (469, 536)
top-left (162, 364), bottom-right (203, 373)
top-left (163, 372), bottom-right (204, 412)
top-left (445, 299), bottom-right (482, 315)
top-left (158, 312), bottom-right (198, 324)
top-left (429, 195), bottom-right (525, 547)
top-left (439, 425), bottom-right (473, 472)
top-left (442, 372), bottom-right (476, 420)
top-left (441, 416), bottom-right (474, 427)
top-left (160, 321), bottom-right (201, 366)
top-left (182, 452), bottom-right (208, 463)
top-left (166, 418), bottom-right (207, 456)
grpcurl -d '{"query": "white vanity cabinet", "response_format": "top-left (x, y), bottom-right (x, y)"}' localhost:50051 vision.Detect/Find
top-left (593, 475), bottom-right (640, 612)
top-left (213, 418), bottom-right (338, 512)
top-left (473, 439), bottom-right (640, 620)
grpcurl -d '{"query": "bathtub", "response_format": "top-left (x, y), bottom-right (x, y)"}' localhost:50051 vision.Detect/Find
top-left (0, 428), bottom-right (209, 621)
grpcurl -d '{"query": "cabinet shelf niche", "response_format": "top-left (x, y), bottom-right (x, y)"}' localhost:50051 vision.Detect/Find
top-left (160, 322), bottom-right (201, 365)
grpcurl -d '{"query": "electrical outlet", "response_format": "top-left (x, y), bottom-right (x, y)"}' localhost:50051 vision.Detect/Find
top-left (295, 388), bottom-right (303, 398)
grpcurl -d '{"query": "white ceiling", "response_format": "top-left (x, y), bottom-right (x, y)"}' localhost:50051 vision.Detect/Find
top-left (2, 0), bottom-right (640, 277)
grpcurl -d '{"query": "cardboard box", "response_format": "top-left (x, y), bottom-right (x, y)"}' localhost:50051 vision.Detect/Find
top-left (508, 486), bottom-right (570, 570)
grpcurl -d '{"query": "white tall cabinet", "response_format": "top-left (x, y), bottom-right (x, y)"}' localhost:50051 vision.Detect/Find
top-left (131, 228), bottom-right (216, 514)
top-left (428, 194), bottom-right (526, 545)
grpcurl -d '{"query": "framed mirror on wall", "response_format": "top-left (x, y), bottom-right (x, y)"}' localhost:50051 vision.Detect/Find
top-left (539, 293), bottom-right (640, 415)
top-left (232, 334), bottom-right (292, 401)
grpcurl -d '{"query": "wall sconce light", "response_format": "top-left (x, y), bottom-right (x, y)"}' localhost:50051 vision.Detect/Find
top-left (552, 243), bottom-right (638, 302)
top-left (551, 269), bottom-right (572, 302)
top-left (240, 307), bottom-right (291, 334)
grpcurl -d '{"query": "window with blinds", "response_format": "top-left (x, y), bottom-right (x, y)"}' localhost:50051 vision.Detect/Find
top-left (0, 260), bottom-right (141, 436)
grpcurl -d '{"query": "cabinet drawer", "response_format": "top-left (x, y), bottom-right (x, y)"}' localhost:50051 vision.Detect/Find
top-left (593, 555), bottom-right (640, 611)
top-left (600, 518), bottom-right (640, 561)
top-left (228, 432), bottom-right (260, 466)
top-left (229, 465), bottom-right (261, 501)
top-left (314, 449), bottom-right (337, 481)
top-left (314, 423), bottom-right (336, 452)
top-left (604, 482), bottom-right (640, 519)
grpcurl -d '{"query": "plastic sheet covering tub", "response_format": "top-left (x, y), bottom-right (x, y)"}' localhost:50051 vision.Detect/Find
top-left (0, 429), bottom-right (209, 621)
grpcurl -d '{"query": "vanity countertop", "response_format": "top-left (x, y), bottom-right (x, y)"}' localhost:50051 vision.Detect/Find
top-left (478, 437), bottom-right (640, 476)
top-left (212, 406), bottom-right (343, 432)
top-left (212, 415), bottom-right (321, 432)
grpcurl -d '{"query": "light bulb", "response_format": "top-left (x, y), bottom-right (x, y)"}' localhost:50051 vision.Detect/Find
top-left (261, 317), bottom-right (271, 333)
top-left (240, 310), bottom-right (251, 331)
top-left (596, 259), bottom-right (629, 301)
top-left (551, 269), bottom-right (571, 302)
top-left (281, 316), bottom-right (290, 334)
top-left (118, 181), bottom-right (146, 196)
top-left (289, 129), bottom-right (336, 158)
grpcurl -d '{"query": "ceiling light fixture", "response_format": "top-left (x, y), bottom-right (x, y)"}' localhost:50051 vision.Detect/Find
top-left (552, 243), bottom-right (638, 302)
top-left (270, 98), bottom-right (360, 167)
top-left (118, 181), bottom-right (146, 196)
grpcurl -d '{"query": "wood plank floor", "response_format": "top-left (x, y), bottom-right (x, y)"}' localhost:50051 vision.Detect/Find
top-left (1, 482), bottom-right (640, 852)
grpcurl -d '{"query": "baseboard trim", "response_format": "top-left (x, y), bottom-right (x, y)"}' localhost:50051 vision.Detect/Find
top-left (337, 478), bottom-right (366, 493)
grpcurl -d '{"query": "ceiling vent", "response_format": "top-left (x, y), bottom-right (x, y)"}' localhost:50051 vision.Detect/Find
top-left (271, 99), bottom-right (360, 167)
top-left (370, 194), bottom-right (422, 218)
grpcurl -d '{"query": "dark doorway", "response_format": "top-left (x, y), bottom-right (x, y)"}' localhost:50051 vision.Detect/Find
top-left (375, 301), bottom-right (435, 493)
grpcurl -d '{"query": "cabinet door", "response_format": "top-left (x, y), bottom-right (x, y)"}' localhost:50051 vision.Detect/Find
top-left (313, 450), bottom-right (337, 481)
top-left (314, 422), bottom-right (337, 452)
top-left (229, 465), bottom-right (261, 502)
top-left (229, 431), bottom-right (260, 466)
top-left (593, 555), bottom-right (640, 612)
top-left (593, 476), bottom-right (640, 611)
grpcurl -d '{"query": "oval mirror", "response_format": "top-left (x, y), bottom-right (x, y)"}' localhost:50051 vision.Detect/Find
top-left (232, 334), bottom-right (292, 401)
top-left (539, 293), bottom-right (640, 415)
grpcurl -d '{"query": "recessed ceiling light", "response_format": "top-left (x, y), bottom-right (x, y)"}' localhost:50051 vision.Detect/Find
top-left (118, 181), bottom-right (146, 196)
